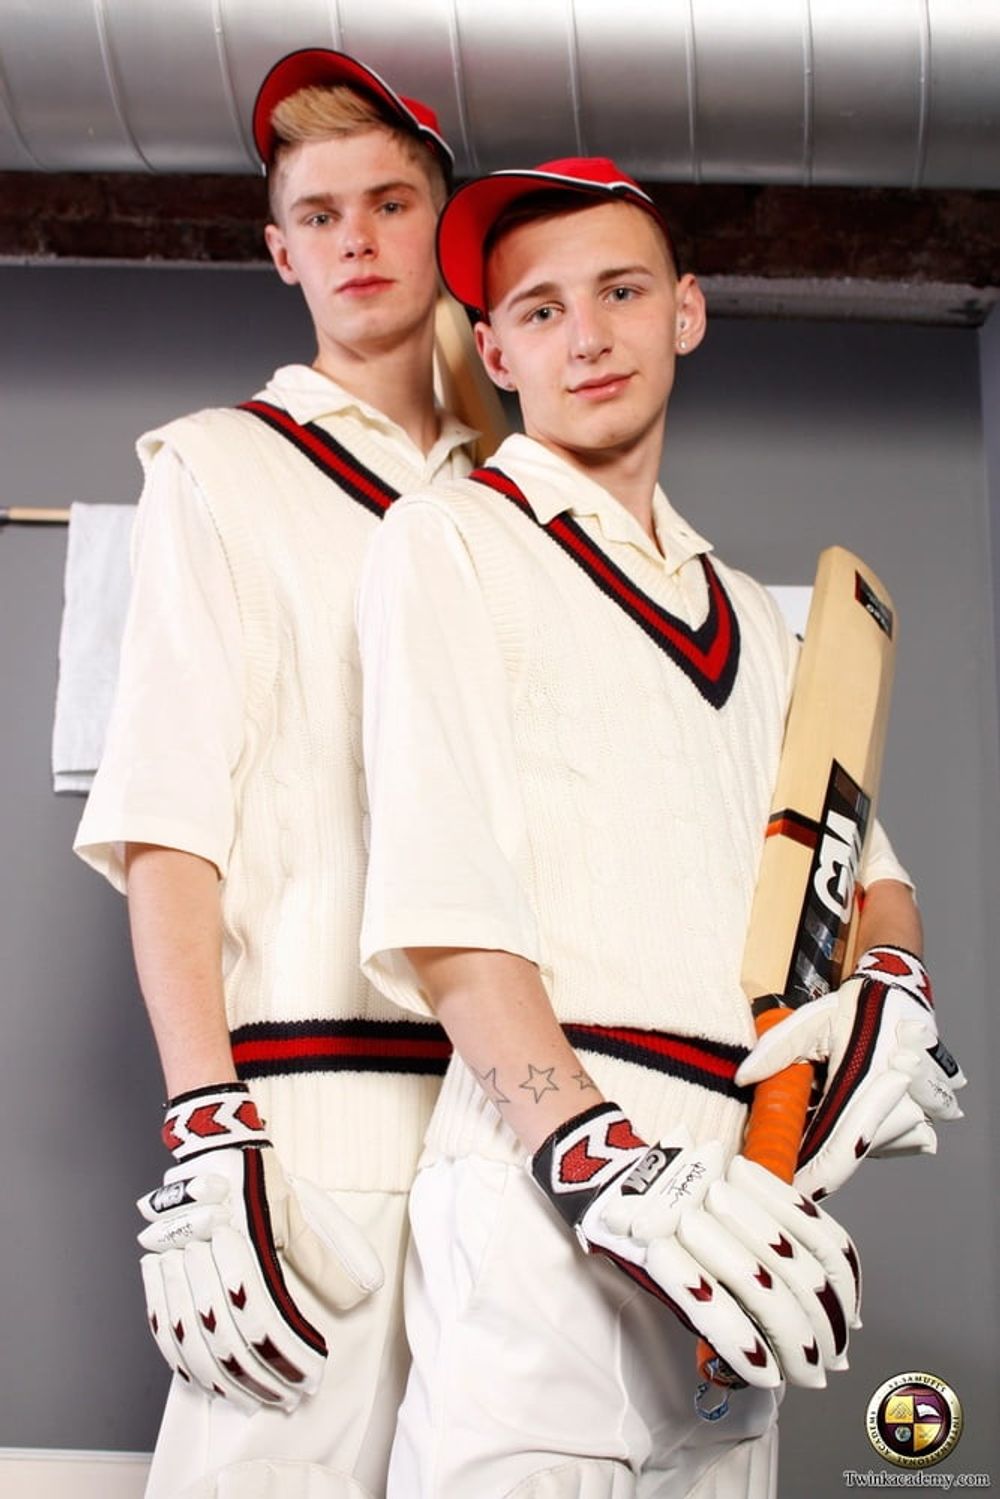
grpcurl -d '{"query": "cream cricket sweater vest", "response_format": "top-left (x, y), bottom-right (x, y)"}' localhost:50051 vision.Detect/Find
top-left (139, 404), bottom-right (450, 1191)
top-left (394, 474), bottom-right (800, 1167)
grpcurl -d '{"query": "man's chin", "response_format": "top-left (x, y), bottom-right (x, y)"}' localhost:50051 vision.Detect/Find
top-left (324, 304), bottom-right (435, 356)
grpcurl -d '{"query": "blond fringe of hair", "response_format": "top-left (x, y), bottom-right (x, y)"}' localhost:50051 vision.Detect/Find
top-left (271, 84), bottom-right (387, 143)
top-left (268, 85), bottom-right (446, 218)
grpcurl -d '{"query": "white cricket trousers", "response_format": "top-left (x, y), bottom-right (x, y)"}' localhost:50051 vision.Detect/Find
top-left (143, 1190), bottom-right (410, 1499)
top-left (387, 1156), bottom-right (780, 1499)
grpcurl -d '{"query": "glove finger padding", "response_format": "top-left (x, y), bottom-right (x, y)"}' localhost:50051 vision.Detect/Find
top-left (137, 1172), bottom-right (230, 1244)
top-left (695, 1180), bottom-right (845, 1379)
top-left (869, 1116), bottom-right (937, 1158)
top-left (531, 1102), bottom-right (856, 1391)
top-left (147, 1244), bottom-right (278, 1413)
top-left (139, 1147), bottom-right (327, 1409)
top-left (140, 1242), bottom-right (287, 1412)
top-left (734, 989), bottom-right (843, 1080)
top-left (903, 1035), bottom-right (965, 1123)
top-left (675, 1205), bottom-right (828, 1387)
top-left (727, 1158), bottom-right (862, 1330)
top-left (642, 1231), bottom-right (784, 1390)
top-left (793, 1066), bottom-right (913, 1200)
top-left (737, 947), bottom-right (964, 1201)
top-left (139, 1251), bottom-right (203, 1392)
top-left (793, 979), bottom-right (933, 1194)
top-left (583, 1156), bottom-right (784, 1392)
top-left (843, 1087), bottom-right (934, 1158)
top-left (136, 1083), bottom-right (383, 1412)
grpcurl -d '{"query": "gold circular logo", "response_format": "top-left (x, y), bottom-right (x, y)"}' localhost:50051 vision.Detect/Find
top-left (866, 1372), bottom-right (963, 1468)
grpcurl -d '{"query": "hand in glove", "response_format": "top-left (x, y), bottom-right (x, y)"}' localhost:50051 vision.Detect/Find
top-left (736, 946), bottom-right (966, 1201)
top-left (136, 1082), bottom-right (383, 1412)
top-left (530, 1101), bottom-right (861, 1392)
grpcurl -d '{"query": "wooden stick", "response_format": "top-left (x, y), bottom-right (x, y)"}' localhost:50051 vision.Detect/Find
top-left (0, 506), bottom-right (71, 526)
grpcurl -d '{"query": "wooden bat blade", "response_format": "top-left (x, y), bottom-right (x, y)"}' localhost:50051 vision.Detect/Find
top-left (697, 546), bottom-right (897, 1389)
top-left (741, 545), bottom-right (897, 1010)
top-left (434, 294), bottom-right (510, 465)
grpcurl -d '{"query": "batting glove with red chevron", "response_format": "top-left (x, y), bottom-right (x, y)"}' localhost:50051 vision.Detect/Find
top-left (530, 1102), bottom-right (860, 1391)
top-left (136, 1082), bottom-right (383, 1413)
top-left (736, 946), bottom-right (966, 1202)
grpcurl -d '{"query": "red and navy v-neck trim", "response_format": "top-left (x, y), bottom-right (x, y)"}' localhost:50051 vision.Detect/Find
top-left (469, 465), bottom-right (740, 709)
top-left (239, 399), bottom-right (399, 518)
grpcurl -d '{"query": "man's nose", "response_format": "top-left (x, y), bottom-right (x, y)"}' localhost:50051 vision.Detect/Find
top-left (569, 302), bottom-right (611, 359)
top-left (340, 215), bottom-right (376, 259)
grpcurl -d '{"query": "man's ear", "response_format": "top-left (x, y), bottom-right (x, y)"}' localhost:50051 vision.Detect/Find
top-left (674, 273), bottom-right (707, 353)
top-left (475, 319), bottom-right (516, 391)
top-left (264, 222), bottom-right (299, 287)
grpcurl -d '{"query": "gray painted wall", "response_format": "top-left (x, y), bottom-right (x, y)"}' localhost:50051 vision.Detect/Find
top-left (0, 264), bottom-right (995, 1491)
top-left (982, 306), bottom-right (1000, 761)
top-left (668, 318), bottom-right (1000, 1487)
top-left (0, 265), bottom-right (313, 1452)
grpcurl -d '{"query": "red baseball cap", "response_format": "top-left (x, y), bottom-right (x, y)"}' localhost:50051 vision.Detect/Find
top-left (252, 47), bottom-right (454, 179)
top-left (436, 157), bottom-right (677, 317)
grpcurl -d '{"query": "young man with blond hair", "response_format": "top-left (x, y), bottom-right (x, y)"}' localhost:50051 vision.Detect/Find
top-left (75, 48), bottom-right (473, 1499)
top-left (357, 159), bottom-right (963, 1496)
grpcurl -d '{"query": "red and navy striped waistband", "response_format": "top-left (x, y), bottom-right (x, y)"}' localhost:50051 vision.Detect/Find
top-left (564, 1023), bottom-right (751, 1104)
top-left (230, 1019), bottom-right (452, 1079)
top-left (230, 1019), bottom-right (751, 1103)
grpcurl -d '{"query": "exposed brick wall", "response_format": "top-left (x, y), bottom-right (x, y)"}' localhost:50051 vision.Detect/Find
top-left (647, 183), bottom-right (1000, 287)
top-left (3, 172), bottom-right (997, 319)
top-left (2, 173), bottom-right (269, 262)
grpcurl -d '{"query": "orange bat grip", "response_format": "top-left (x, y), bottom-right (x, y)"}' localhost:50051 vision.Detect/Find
top-left (696, 1005), bottom-right (813, 1386)
top-left (740, 1006), bottom-right (814, 1178)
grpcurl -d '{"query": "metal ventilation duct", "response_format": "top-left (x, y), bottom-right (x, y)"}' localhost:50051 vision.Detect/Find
top-left (0, 0), bottom-right (998, 186)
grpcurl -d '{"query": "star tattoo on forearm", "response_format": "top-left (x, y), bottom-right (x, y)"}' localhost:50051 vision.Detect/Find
top-left (475, 1066), bottom-right (511, 1106)
top-left (519, 1064), bottom-right (559, 1103)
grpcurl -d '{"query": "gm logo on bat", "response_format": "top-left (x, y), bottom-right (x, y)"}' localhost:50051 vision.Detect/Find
top-left (865, 1371), bottom-right (963, 1468)
top-left (813, 807), bottom-right (864, 924)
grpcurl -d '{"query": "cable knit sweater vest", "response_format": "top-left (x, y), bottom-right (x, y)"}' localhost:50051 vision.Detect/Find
top-left (139, 406), bottom-right (449, 1191)
top-left (381, 479), bottom-right (800, 1166)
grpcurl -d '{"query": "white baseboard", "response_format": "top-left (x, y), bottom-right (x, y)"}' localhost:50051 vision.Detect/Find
top-left (0, 1449), bottom-right (151, 1498)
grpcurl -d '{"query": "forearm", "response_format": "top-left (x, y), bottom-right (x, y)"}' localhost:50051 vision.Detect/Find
top-left (856, 877), bottom-right (923, 959)
top-left (405, 947), bottom-right (603, 1152)
top-left (125, 843), bottom-right (236, 1096)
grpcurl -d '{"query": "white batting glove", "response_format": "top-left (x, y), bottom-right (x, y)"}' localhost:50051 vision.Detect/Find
top-left (136, 1083), bottom-right (383, 1413)
top-left (530, 1102), bottom-right (861, 1392)
top-left (736, 947), bottom-right (966, 1202)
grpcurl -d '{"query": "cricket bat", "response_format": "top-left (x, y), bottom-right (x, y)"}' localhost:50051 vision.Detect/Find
top-left (434, 293), bottom-right (510, 465)
top-left (698, 545), bottom-right (897, 1385)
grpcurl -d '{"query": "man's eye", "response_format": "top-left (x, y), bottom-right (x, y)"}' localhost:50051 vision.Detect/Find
top-left (609, 286), bottom-right (636, 302)
top-left (379, 200), bottom-right (405, 215)
top-left (307, 212), bottom-right (331, 227)
top-left (528, 305), bottom-right (556, 324)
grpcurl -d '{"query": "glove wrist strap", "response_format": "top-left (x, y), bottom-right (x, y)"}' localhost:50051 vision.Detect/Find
top-left (162, 1081), bottom-right (270, 1161)
top-left (530, 1101), bottom-right (649, 1230)
top-left (853, 945), bottom-right (933, 1010)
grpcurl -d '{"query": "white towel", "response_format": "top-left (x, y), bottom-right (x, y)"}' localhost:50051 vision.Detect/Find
top-left (52, 502), bottom-right (135, 794)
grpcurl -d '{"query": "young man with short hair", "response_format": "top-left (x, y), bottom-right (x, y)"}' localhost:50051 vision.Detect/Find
top-left (74, 48), bottom-right (473, 1499)
top-left (357, 159), bottom-right (963, 1496)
